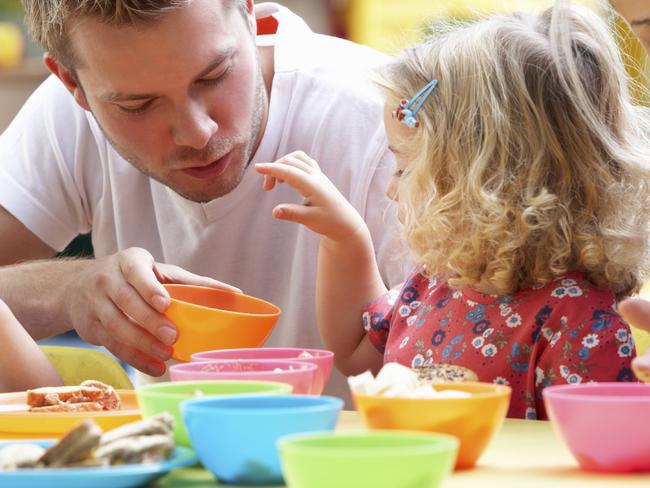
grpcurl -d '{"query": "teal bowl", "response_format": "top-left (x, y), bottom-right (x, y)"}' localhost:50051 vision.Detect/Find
top-left (136, 380), bottom-right (292, 447)
top-left (181, 395), bottom-right (343, 485)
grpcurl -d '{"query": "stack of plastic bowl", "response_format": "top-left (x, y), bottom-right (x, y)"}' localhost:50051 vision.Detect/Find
top-left (279, 431), bottom-right (459, 488)
top-left (192, 347), bottom-right (335, 395)
top-left (543, 382), bottom-right (650, 472)
top-left (136, 380), bottom-right (292, 446)
top-left (353, 382), bottom-right (511, 469)
top-left (169, 359), bottom-right (318, 395)
top-left (162, 284), bottom-right (281, 362)
top-left (181, 395), bottom-right (343, 485)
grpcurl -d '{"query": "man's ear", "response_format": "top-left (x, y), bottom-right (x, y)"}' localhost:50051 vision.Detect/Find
top-left (245, 0), bottom-right (256, 34)
top-left (43, 53), bottom-right (91, 111)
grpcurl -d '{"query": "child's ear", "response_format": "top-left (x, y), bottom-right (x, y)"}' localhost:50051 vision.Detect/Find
top-left (43, 53), bottom-right (91, 111)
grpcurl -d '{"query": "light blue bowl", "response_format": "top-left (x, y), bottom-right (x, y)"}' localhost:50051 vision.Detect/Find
top-left (181, 394), bottom-right (343, 485)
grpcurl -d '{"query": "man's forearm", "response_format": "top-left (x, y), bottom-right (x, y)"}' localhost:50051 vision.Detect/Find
top-left (0, 258), bottom-right (88, 340)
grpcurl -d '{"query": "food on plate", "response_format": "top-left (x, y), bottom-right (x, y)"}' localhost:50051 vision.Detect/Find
top-left (413, 363), bottom-right (478, 383)
top-left (100, 413), bottom-right (173, 445)
top-left (297, 350), bottom-right (314, 359)
top-left (40, 419), bottom-right (103, 467)
top-left (348, 362), bottom-right (473, 399)
top-left (0, 444), bottom-right (46, 470)
top-left (0, 413), bottom-right (175, 471)
top-left (94, 434), bottom-right (174, 465)
top-left (27, 380), bottom-right (121, 412)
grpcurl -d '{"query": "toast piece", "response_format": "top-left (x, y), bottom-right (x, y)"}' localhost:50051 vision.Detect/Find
top-left (27, 380), bottom-right (121, 412)
top-left (39, 420), bottom-right (102, 467)
top-left (100, 413), bottom-right (174, 446)
top-left (94, 434), bottom-right (174, 464)
top-left (29, 402), bottom-right (104, 413)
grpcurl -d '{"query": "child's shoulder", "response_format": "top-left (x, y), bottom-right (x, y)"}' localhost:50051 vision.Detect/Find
top-left (524, 272), bottom-right (616, 301)
top-left (514, 272), bottom-right (619, 319)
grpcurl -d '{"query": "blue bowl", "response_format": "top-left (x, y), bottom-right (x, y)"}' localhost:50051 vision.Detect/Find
top-left (181, 394), bottom-right (343, 485)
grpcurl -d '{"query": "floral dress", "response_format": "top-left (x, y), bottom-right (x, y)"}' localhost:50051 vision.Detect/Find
top-left (363, 270), bottom-right (635, 419)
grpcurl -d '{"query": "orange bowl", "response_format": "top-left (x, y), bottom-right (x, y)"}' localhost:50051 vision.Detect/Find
top-left (163, 284), bottom-right (281, 362)
top-left (353, 382), bottom-right (510, 469)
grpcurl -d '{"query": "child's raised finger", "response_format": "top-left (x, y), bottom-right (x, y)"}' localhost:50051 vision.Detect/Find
top-left (271, 203), bottom-right (317, 224)
top-left (255, 163), bottom-right (318, 196)
top-left (285, 151), bottom-right (321, 170)
top-left (276, 154), bottom-right (316, 174)
top-left (262, 174), bottom-right (277, 191)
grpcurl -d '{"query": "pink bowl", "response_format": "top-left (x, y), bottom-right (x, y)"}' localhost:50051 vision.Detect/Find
top-left (543, 382), bottom-right (650, 472)
top-left (192, 348), bottom-right (334, 395)
top-left (169, 359), bottom-right (318, 395)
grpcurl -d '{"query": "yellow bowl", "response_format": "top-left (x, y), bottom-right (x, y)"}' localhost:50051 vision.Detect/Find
top-left (163, 285), bottom-right (281, 362)
top-left (353, 382), bottom-right (511, 469)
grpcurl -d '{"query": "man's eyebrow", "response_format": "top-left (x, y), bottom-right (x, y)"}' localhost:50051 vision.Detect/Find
top-left (630, 18), bottom-right (650, 26)
top-left (99, 47), bottom-right (236, 103)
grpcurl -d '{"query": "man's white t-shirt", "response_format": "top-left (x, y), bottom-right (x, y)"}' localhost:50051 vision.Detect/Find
top-left (0, 3), bottom-right (406, 399)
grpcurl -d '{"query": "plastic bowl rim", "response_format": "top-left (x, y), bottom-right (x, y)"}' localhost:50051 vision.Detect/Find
top-left (170, 359), bottom-right (318, 375)
top-left (543, 382), bottom-right (650, 403)
top-left (352, 382), bottom-right (511, 401)
top-left (191, 347), bottom-right (335, 361)
top-left (277, 430), bottom-right (460, 458)
top-left (181, 394), bottom-right (344, 415)
top-left (136, 379), bottom-right (293, 399)
top-left (163, 284), bottom-right (281, 317)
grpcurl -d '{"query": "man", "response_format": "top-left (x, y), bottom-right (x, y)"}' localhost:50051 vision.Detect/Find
top-left (0, 0), bottom-right (404, 397)
top-left (609, 0), bottom-right (650, 378)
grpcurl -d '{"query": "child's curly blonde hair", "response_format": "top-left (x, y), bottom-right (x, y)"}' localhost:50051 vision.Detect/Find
top-left (376, 2), bottom-right (650, 299)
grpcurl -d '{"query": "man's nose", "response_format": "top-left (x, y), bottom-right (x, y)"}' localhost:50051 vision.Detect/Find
top-left (171, 99), bottom-right (218, 149)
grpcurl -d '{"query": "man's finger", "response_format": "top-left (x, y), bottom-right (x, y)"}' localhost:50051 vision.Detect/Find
top-left (98, 301), bottom-right (174, 361)
top-left (618, 298), bottom-right (650, 331)
top-left (96, 327), bottom-right (166, 377)
top-left (118, 248), bottom-right (170, 314)
top-left (156, 263), bottom-right (241, 293)
top-left (107, 281), bottom-right (177, 345)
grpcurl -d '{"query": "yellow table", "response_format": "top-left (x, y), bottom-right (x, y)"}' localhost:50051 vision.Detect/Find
top-left (155, 411), bottom-right (650, 487)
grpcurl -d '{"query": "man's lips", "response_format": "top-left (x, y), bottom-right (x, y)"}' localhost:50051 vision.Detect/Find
top-left (180, 151), bottom-right (233, 179)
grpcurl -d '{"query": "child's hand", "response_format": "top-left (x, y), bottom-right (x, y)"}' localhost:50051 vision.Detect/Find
top-left (255, 151), bottom-right (368, 243)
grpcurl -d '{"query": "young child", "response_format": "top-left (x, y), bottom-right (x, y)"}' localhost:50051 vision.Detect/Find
top-left (0, 298), bottom-right (62, 392)
top-left (255, 3), bottom-right (650, 419)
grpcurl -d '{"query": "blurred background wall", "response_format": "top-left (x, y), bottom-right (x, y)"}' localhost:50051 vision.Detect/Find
top-left (0, 0), bottom-right (647, 133)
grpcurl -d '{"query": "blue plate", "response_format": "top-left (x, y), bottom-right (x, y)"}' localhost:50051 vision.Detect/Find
top-left (0, 440), bottom-right (198, 488)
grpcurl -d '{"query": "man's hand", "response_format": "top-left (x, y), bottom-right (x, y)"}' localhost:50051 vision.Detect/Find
top-left (60, 247), bottom-right (239, 376)
top-left (618, 298), bottom-right (650, 381)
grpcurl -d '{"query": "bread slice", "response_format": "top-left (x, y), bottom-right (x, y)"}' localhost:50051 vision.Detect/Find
top-left (26, 380), bottom-right (121, 412)
top-left (39, 420), bottom-right (102, 467)
top-left (29, 402), bottom-right (104, 413)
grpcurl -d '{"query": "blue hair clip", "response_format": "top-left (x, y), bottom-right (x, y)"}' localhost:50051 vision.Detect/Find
top-left (392, 79), bottom-right (438, 128)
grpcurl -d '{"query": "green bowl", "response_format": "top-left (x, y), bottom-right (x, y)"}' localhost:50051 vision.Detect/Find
top-left (136, 380), bottom-right (292, 447)
top-left (279, 431), bottom-right (458, 488)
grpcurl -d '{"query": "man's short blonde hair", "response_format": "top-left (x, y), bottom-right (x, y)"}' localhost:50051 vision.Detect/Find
top-left (22, 0), bottom-right (246, 69)
top-left (376, 3), bottom-right (650, 298)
